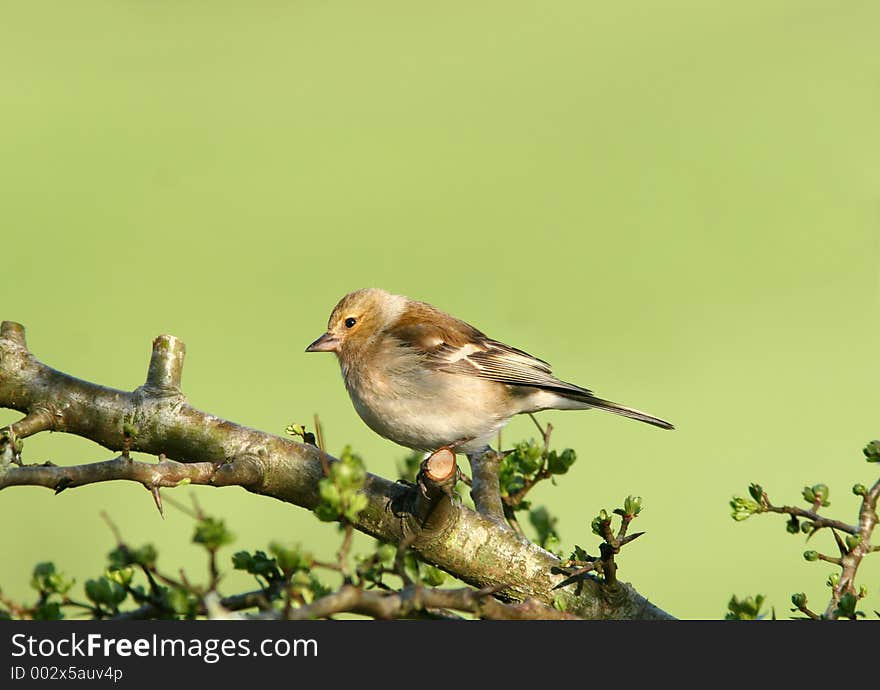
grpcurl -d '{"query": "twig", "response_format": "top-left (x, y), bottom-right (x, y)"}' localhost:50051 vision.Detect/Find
top-left (763, 504), bottom-right (857, 535)
top-left (0, 455), bottom-right (261, 495)
top-left (337, 523), bottom-right (355, 584)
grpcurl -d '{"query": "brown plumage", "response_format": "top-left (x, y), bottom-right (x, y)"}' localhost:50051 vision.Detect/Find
top-left (306, 288), bottom-right (673, 455)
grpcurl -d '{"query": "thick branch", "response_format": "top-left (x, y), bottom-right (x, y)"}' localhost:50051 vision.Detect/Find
top-left (0, 321), bottom-right (673, 620)
top-left (284, 583), bottom-right (577, 620)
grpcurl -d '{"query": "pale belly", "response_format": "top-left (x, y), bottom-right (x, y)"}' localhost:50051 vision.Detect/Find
top-left (344, 366), bottom-right (511, 454)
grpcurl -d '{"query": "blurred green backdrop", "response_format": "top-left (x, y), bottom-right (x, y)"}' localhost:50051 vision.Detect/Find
top-left (1, 0), bottom-right (878, 620)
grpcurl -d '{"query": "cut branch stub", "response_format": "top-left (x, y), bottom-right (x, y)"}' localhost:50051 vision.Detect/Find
top-left (411, 448), bottom-right (459, 530)
top-left (424, 447), bottom-right (457, 484)
top-left (145, 335), bottom-right (186, 392)
top-left (0, 321), bottom-right (26, 348)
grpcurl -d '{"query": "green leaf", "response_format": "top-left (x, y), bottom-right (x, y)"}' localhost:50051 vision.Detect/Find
top-left (30, 562), bottom-right (73, 595)
top-left (105, 567), bottom-right (134, 588)
top-left (193, 517), bottom-right (235, 551)
top-left (85, 577), bottom-right (126, 608)
top-left (420, 564), bottom-right (446, 587)
top-left (108, 544), bottom-right (157, 569)
top-left (163, 587), bottom-right (197, 618)
top-left (344, 492), bottom-right (369, 522)
top-left (32, 601), bottom-right (63, 620)
top-left (845, 534), bottom-right (862, 551)
top-left (790, 592), bottom-right (807, 608)
top-left (552, 594), bottom-right (568, 612)
top-left (376, 542), bottom-right (397, 564)
top-left (725, 594), bottom-right (766, 620)
top-left (269, 542), bottom-right (313, 574)
top-left (623, 495), bottom-right (643, 516)
top-left (863, 440), bottom-right (880, 461)
top-left (232, 550), bottom-right (280, 580)
top-left (591, 510), bottom-right (610, 537)
top-left (729, 496), bottom-right (760, 521)
top-left (810, 484), bottom-right (830, 507)
top-left (528, 506), bottom-right (559, 550)
top-left (547, 448), bottom-right (577, 475)
top-left (834, 592), bottom-right (860, 618)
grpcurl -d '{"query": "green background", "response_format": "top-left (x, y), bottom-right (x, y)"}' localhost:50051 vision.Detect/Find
top-left (1, 0), bottom-right (878, 620)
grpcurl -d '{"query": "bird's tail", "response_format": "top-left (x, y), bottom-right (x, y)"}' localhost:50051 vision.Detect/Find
top-left (573, 394), bottom-right (674, 430)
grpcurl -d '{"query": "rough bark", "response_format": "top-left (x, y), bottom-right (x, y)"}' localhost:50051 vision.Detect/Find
top-left (0, 321), bottom-right (673, 620)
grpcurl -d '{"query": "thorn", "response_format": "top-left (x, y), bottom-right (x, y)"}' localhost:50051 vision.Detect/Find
top-left (619, 531), bottom-right (646, 546)
top-left (150, 486), bottom-right (164, 518)
top-left (551, 565), bottom-right (597, 590)
top-left (831, 528), bottom-right (847, 556)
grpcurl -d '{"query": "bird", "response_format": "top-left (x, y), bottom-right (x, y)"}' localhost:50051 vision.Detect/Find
top-left (305, 288), bottom-right (673, 459)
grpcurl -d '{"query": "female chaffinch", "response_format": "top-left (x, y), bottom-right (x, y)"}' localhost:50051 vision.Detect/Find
top-left (306, 288), bottom-right (673, 457)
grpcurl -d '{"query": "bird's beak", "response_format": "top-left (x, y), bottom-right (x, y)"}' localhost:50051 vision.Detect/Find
top-left (305, 332), bottom-right (340, 353)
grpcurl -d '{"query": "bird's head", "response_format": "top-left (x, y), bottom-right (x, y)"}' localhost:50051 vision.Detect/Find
top-left (305, 288), bottom-right (405, 357)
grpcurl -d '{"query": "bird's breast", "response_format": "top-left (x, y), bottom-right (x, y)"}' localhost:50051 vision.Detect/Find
top-left (339, 350), bottom-right (510, 452)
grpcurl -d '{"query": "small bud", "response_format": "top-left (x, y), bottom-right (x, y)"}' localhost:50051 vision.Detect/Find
top-left (863, 440), bottom-right (880, 461)
top-left (748, 484), bottom-right (763, 502)
top-left (845, 534), bottom-right (862, 551)
top-left (852, 484), bottom-right (867, 496)
top-left (285, 423), bottom-right (305, 438)
top-left (859, 585), bottom-right (868, 599)
top-left (376, 543), bottom-right (397, 564)
top-left (826, 572), bottom-right (840, 588)
top-left (803, 550), bottom-right (819, 562)
top-left (801, 486), bottom-right (816, 504)
top-left (800, 521), bottom-right (813, 534)
top-left (623, 495), bottom-right (642, 516)
top-left (786, 516), bottom-right (800, 534)
top-left (811, 484), bottom-right (830, 507)
top-left (591, 510), bottom-right (610, 537)
top-left (729, 496), bottom-right (760, 521)
top-left (790, 592), bottom-right (807, 608)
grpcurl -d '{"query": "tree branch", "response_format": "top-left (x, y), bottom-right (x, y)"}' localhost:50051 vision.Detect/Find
top-left (282, 583), bottom-right (578, 620)
top-left (823, 477), bottom-right (880, 618)
top-left (0, 321), bottom-right (674, 620)
top-left (466, 449), bottom-right (507, 521)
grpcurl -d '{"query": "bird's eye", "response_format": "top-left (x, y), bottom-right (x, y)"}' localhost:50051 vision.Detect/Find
top-left (344, 317), bottom-right (357, 328)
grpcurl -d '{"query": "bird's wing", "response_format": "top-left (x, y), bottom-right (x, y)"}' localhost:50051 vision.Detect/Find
top-left (386, 304), bottom-right (592, 396)
top-left (433, 339), bottom-right (593, 396)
